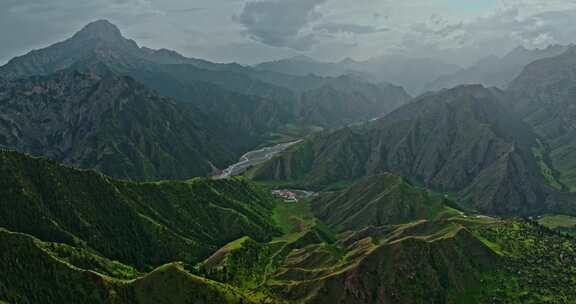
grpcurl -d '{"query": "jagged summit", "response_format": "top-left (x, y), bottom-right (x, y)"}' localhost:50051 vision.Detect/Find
top-left (0, 19), bottom-right (197, 78)
top-left (73, 19), bottom-right (124, 42)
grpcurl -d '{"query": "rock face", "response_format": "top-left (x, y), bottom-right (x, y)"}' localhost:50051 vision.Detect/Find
top-left (508, 46), bottom-right (576, 190)
top-left (0, 20), bottom-right (411, 144)
top-left (252, 85), bottom-right (561, 216)
top-left (0, 70), bottom-right (235, 180)
top-left (295, 76), bottom-right (411, 127)
top-left (0, 20), bottom-right (210, 79)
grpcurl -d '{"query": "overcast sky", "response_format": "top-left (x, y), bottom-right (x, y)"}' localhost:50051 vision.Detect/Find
top-left (2, 0), bottom-right (576, 66)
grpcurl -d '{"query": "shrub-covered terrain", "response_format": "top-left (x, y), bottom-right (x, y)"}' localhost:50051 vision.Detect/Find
top-left (2, 150), bottom-right (576, 303)
top-left (0, 150), bottom-right (279, 269)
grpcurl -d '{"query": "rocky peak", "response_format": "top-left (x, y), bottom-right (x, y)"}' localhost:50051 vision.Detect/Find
top-left (73, 20), bottom-right (125, 42)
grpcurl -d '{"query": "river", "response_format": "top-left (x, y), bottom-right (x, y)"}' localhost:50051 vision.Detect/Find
top-left (214, 140), bottom-right (303, 179)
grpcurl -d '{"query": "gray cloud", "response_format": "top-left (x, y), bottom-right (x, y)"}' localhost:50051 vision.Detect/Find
top-left (234, 0), bottom-right (327, 50)
top-left (2, 0), bottom-right (576, 66)
top-left (388, 6), bottom-right (576, 65)
top-left (167, 7), bottom-right (206, 14)
top-left (313, 23), bottom-right (388, 35)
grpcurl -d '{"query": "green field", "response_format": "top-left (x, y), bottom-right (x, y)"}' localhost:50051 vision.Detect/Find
top-left (272, 199), bottom-right (316, 241)
top-left (538, 214), bottom-right (576, 235)
top-left (259, 124), bottom-right (324, 147)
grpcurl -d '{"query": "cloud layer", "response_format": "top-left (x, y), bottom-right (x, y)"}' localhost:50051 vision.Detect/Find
top-left (235, 0), bottom-right (326, 50)
top-left (2, 0), bottom-right (576, 65)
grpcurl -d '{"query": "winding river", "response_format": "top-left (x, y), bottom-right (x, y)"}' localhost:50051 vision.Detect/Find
top-left (214, 140), bottom-right (303, 179)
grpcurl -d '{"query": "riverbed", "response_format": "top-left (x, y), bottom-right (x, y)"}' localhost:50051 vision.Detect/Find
top-left (214, 140), bottom-right (302, 179)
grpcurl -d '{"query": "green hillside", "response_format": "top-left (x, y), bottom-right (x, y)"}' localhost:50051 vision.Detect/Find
top-left (250, 85), bottom-right (574, 216)
top-left (0, 228), bottom-right (273, 304)
top-left (0, 70), bottom-right (237, 181)
top-left (0, 20), bottom-right (411, 172)
top-left (200, 216), bottom-right (576, 303)
top-left (2, 150), bottom-right (576, 303)
top-left (0, 150), bottom-right (279, 269)
top-left (312, 173), bottom-right (460, 232)
top-left (509, 47), bottom-right (576, 191)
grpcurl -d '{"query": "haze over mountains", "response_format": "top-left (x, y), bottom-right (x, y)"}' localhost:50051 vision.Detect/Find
top-left (254, 45), bottom-right (572, 96)
top-left (251, 84), bottom-right (574, 216)
top-left (254, 54), bottom-right (461, 95)
top-left (4, 17), bottom-right (576, 304)
top-left (0, 20), bottom-right (410, 180)
top-left (425, 45), bottom-right (572, 92)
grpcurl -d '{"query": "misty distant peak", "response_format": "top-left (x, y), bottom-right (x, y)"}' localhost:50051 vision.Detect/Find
top-left (290, 55), bottom-right (315, 62)
top-left (74, 20), bottom-right (124, 41)
top-left (340, 57), bottom-right (358, 65)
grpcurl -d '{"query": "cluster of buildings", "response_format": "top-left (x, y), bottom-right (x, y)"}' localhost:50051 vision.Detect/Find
top-left (272, 190), bottom-right (299, 203)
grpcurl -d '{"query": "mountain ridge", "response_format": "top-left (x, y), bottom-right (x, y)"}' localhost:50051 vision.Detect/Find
top-left (0, 68), bottom-right (238, 180)
top-left (250, 84), bottom-right (571, 216)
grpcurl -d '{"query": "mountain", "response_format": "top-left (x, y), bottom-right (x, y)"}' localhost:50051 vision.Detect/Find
top-left (508, 46), bottom-right (576, 191)
top-left (348, 55), bottom-right (461, 95)
top-left (293, 75), bottom-right (411, 127)
top-left (201, 216), bottom-right (576, 303)
top-left (0, 228), bottom-right (272, 304)
top-left (0, 149), bottom-right (279, 269)
top-left (201, 218), bottom-right (498, 304)
top-left (0, 20), bottom-right (223, 78)
top-left (0, 69), bottom-right (239, 181)
top-left (426, 45), bottom-right (570, 92)
top-left (133, 65), bottom-right (410, 131)
top-left (312, 173), bottom-right (460, 232)
top-left (255, 54), bottom-right (460, 95)
top-left (250, 85), bottom-right (575, 216)
top-left (2, 150), bottom-right (576, 303)
top-left (0, 20), bottom-right (410, 142)
top-left (254, 55), bottom-right (345, 77)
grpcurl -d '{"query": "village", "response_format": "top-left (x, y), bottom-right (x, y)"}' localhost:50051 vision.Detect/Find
top-left (271, 189), bottom-right (316, 203)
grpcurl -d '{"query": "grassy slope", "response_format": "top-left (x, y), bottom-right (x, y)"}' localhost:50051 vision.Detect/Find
top-left (3, 150), bottom-right (576, 303)
top-left (532, 139), bottom-right (564, 190)
top-left (0, 228), bottom-right (272, 304)
top-left (538, 214), bottom-right (576, 235)
top-left (206, 172), bottom-right (576, 303)
top-left (0, 150), bottom-right (279, 269)
top-left (0, 228), bottom-right (130, 304)
top-left (250, 85), bottom-right (561, 217)
top-left (312, 173), bottom-right (461, 232)
top-left (201, 215), bottom-right (576, 304)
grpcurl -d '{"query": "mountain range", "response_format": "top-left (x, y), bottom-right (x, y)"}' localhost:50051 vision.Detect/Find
top-left (509, 46), bottom-right (576, 192)
top-left (425, 45), bottom-right (571, 92)
top-left (0, 20), bottom-right (410, 180)
top-left (255, 54), bottom-right (461, 95)
top-left (256, 45), bottom-right (573, 97)
top-left (0, 69), bottom-right (237, 180)
top-left (250, 84), bottom-right (576, 216)
top-left (3, 18), bottom-right (576, 304)
top-left (2, 150), bottom-right (576, 303)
